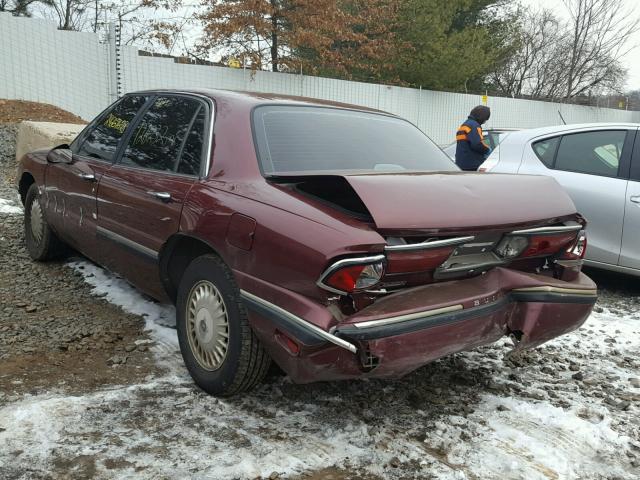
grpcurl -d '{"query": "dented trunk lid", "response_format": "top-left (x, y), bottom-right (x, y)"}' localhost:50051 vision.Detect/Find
top-left (341, 172), bottom-right (577, 232)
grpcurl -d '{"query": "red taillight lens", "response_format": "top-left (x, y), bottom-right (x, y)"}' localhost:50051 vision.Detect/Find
top-left (561, 231), bottom-right (587, 260)
top-left (521, 232), bottom-right (578, 258)
top-left (319, 256), bottom-right (385, 294)
top-left (495, 230), bottom-right (582, 259)
top-left (386, 247), bottom-right (454, 273)
top-left (325, 264), bottom-right (367, 292)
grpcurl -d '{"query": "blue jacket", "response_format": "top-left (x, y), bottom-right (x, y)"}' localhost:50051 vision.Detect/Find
top-left (455, 117), bottom-right (490, 171)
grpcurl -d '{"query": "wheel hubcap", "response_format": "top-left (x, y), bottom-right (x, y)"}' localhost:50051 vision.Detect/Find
top-left (30, 200), bottom-right (44, 244)
top-left (186, 280), bottom-right (229, 371)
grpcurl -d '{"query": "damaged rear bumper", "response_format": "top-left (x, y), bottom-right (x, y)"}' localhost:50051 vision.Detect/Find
top-left (334, 286), bottom-right (596, 341)
top-left (242, 268), bottom-right (596, 384)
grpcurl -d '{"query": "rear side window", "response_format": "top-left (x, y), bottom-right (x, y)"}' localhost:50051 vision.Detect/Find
top-left (555, 130), bottom-right (626, 177)
top-left (177, 107), bottom-right (206, 176)
top-left (76, 95), bottom-right (148, 162)
top-left (252, 105), bottom-right (457, 174)
top-left (121, 96), bottom-right (202, 173)
top-left (532, 137), bottom-right (560, 168)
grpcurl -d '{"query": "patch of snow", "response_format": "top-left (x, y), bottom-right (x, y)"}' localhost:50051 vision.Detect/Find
top-left (0, 381), bottom-right (388, 479)
top-left (67, 259), bottom-right (182, 376)
top-left (441, 395), bottom-right (631, 479)
top-left (0, 197), bottom-right (22, 214)
top-left (1, 259), bottom-right (637, 479)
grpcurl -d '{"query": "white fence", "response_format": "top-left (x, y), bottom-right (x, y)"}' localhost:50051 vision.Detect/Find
top-left (2, 13), bottom-right (639, 145)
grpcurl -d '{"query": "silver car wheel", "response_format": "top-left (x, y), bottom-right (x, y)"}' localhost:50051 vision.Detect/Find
top-left (30, 199), bottom-right (44, 244)
top-left (186, 280), bottom-right (230, 371)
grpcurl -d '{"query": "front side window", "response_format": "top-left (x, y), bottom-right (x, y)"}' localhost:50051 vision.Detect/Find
top-left (76, 95), bottom-right (148, 162)
top-left (555, 130), bottom-right (626, 177)
top-left (532, 136), bottom-right (560, 168)
top-left (121, 96), bottom-right (203, 173)
top-left (252, 106), bottom-right (458, 174)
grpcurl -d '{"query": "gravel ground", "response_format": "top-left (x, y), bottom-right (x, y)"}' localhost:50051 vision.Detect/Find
top-left (0, 122), bottom-right (639, 480)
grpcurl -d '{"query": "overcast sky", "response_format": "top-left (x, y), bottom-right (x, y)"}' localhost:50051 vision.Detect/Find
top-left (520, 0), bottom-right (640, 91)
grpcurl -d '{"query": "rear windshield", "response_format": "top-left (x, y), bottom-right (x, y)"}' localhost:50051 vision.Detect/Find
top-left (252, 105), bottom-right (458, 175)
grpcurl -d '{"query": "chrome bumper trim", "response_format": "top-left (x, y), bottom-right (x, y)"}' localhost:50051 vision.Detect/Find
top-left (512, 286), bottom-right (597, 296)
top-left (240, 290), bottom-right (358, 354)
top-left (350, 284), bottom-right (596, 330)
top-left (352, 304), bottom-right (464, 329)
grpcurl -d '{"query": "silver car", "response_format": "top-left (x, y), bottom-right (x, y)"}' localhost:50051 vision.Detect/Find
top-left (480, 123), bottom-right (640, 276)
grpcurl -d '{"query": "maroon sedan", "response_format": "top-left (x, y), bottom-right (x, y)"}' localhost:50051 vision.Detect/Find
top-left (17, 89), bottom-right (596, 396)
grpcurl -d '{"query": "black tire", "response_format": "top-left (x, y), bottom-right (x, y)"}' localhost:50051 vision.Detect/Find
top-left (176, 254), bottom-right (271, 396)
top-left (23, 184), bottom-right (66, 261)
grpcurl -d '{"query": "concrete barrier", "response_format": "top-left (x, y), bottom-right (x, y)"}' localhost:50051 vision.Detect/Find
top-left (15, 121), bottom-right (86, 162)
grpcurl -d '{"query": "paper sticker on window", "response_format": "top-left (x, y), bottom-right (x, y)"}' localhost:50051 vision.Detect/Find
top-left (103, 113), bottom-right (129, 134)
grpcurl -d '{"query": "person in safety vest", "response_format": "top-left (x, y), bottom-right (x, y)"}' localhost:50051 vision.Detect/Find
top-left (455, 105), bottom-right (491, 171)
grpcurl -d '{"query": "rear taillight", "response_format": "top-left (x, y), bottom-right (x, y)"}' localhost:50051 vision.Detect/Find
top-left (495, 227), bottom-right (582, 260)
top-left (318, 255), bottom-right (385, 294)
top-left (495, 236), bottom-right (529, 259)
top-left (561, 231), bottom-right (587, 260)
top-left (521, 231), bottom-right (580, 257)
top-left (385, 247), bottom-right (455, 273)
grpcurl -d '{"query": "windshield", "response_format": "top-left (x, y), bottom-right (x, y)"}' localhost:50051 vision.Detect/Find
top-left (253, 105), bottom-right (458, 175)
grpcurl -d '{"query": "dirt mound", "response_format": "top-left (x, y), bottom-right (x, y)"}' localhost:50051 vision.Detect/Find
top-left (0, 99), bottom-right (86, 124)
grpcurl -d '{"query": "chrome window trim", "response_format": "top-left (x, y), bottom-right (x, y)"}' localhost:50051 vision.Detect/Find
top-left (510, 225), bottom-right (582, 235)
top-left (384, 236), bottom-right (475, 252)
top-left (126, 90), bottom-right (215, 178)
top-left (316, 254), bottom-right (386, 295)
top-left (240, 290), bottom-right (358, 353)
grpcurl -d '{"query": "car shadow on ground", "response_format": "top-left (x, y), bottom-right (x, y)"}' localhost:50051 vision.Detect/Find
top-left (584, 267), bottom-right (640, 295)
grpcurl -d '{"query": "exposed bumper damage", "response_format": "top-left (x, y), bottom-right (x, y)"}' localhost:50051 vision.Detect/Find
top-left (243, 267), bottom-right (596, 384)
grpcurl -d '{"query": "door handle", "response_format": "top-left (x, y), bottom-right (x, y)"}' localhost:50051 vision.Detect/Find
top-left (78, 173), bottom-right (96, 182)
top-left (631, 196), bottom-right (640, 204)
top-left (148, 191), bottom-right (172, 202)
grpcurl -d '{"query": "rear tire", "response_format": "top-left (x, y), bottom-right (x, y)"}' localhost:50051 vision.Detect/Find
top-left (176, 254), bottom-right (271, 396)
top-left (23, 184), bottom-right (66, 261)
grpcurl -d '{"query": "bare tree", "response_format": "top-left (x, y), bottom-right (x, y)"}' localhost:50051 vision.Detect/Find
top-left (0, 0), bottom-right (45, 16)
top-left (562, 0), bottom-right (639, 98)
top-left (489, 8), bottom-right (564, 98)
top-left (491, 0), bottom-right (638, 101)
top-left (42, 0), bottom-right (94, 30)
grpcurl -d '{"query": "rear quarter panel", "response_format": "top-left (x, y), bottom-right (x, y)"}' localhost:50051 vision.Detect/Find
top-left (489, 136), bottom-right (526, 174)
top-left (180, 182), bottom-right (385, 303)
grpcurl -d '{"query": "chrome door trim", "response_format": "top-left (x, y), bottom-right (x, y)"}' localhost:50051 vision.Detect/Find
top-left (96, 226), bottom-right (158, 261)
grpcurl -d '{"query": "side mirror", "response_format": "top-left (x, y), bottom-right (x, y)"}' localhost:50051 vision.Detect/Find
top-left (46, 145), bottom-right (73, 164)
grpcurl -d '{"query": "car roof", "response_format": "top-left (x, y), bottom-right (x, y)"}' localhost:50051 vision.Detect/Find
top-left (504, 122), bottom-right (640, 142)
top-left (129, 88), bottom-right (389, 115)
